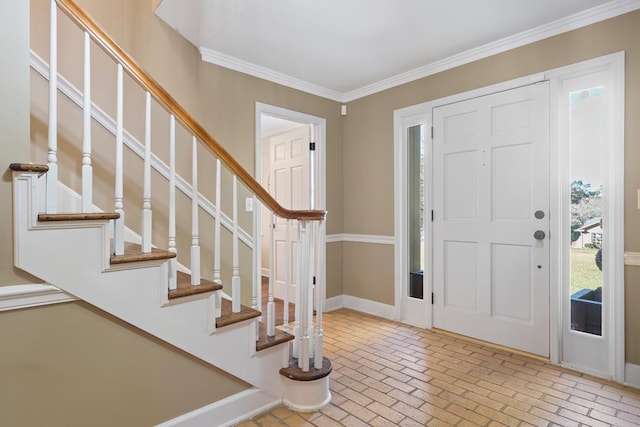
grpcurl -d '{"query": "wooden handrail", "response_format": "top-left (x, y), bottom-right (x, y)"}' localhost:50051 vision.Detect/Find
top-left (56, 0), bottom-right (326, 222)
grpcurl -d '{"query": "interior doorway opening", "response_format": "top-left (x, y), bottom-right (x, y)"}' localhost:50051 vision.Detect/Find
top-left (253, 103), bottom-right (326, 317)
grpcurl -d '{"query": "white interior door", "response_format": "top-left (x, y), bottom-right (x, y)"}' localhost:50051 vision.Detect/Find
top-left (268, 126), bottom-right (310, 301)
top-left (432, 82), bottom-right (550, 356)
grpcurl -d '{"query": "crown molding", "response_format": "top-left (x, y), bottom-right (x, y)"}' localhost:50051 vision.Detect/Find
top-left (342, 0), bottom-right (640, 102)
top-left (199, 0), bottom-right (640, 103)
top-left (199, 47), bottom-right (344, 102)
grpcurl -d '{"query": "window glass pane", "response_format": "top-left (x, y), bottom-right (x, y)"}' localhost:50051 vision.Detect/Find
top-left (569, 86), bottom-right (605, 336)
top-left (408, 125), bottom-right (424, 299)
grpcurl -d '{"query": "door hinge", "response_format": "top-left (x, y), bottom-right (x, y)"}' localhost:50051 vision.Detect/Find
top-left (309, 142), bottom-right (316, 151)
top-left (313, 276), bottom-right (316, 285)
top-left (431, 292), bottom-right (434, 305)
top-left (431, 126), bottom-right (434, 139)
top-left (431, 210), bottom-right (434, 221)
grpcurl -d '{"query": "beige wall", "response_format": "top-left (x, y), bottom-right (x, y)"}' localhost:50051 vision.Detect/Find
top-left (0, 301), bottom-right (249, 426)
top-left (0, 0), bottom-right (40, 285)
top-left (342, 11), bottom-right (640, 361)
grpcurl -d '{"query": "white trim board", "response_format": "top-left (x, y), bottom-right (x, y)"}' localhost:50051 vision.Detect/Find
top-left (0, 284), bottom-right (76, 312)
top-left (324, 294), bottom-right (395, 320)
top-left (196, 1), bottom-right (640, 102)
top-left (625, 363), bottom-right (640, 389)
top-left (326, 234), bottom-right (394, 245)
top-left (155, 388), bottom-right (280, 427)
top-left (624, 251), bottom-right (640, 266)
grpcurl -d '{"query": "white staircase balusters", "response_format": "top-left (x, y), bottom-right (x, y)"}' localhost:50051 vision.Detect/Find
top-left (267, 212), bottom-right (275, 336)
top-left (81, 31), bottom-right (92, 213)
top-left (113, 63), bottom-right (125, 256)
top-left (142, 91), bottom-right (152, 253)
top-left (213, 158), bottom-right (222, 287)
top-left (231, 175), bottom-right (240, 313)
top-left (168, 114), bottom-right (177, 290)
top-left (213, 159), bottom-right (222, 318)
top-left (191, 136), bottom-right (201, 286)
top-left (283, 218), bottom-right (291, 333)
top-left (46, 0), bottom-right (58, 214)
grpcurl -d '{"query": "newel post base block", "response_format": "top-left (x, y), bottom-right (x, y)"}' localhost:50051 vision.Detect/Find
top-left (279, 357), bottom-right (332, 412)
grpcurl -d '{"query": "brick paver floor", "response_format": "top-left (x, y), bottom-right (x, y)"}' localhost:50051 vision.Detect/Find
top-left (237, 309), bottom-right (640, 426)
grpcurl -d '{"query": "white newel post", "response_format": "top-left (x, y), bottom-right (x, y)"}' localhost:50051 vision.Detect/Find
top-left (113, 64), bottom-right (125, 256)
top-left (298, 221), bottom-right (310, 372)
top-left (81, 31), bottom-right (93, 213)
top-left (283, 218), bottom-right (291, 332)
top-left (142, 91), bottom-right (152, 253)
top-left (46, 0), bottom-right (58, 214)
top-left (231, 175), bottom-right (240, 313)
top-left (293, 221), bottom-right (301, 359)
top-left (267, 212), bottom-right (276, 336)
top-left (191, 136), bottom-right (201, 285)
top-left (167, 115), bottom-right (177, 290)
top-left (314, 219), bottom-right (326, 369)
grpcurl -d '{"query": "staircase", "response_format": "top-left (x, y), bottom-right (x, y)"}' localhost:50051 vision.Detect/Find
top-left (13, 0), bottom-right (331, 418)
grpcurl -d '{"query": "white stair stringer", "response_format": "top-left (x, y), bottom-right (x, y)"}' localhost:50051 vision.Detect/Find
top-left (12, 170), bottom-right (286, 399)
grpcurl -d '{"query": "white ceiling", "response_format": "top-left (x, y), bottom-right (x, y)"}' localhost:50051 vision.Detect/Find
top-left (155, 0), bottom-right (640, 102)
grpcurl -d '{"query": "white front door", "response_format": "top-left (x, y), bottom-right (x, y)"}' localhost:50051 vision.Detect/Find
top-left (268, 126), bottom-right (310, 301)
top-left (432, 82), bottom-right (550, 356)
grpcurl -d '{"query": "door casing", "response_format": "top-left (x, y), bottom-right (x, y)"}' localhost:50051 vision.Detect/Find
top-left (254, 102), bottom-right (327, 314)
top-left (394, 52), bottom-right (624, 381)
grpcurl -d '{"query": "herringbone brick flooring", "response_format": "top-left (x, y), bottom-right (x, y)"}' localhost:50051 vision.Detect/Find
top-left (237, 309), bottom-right (640, 426)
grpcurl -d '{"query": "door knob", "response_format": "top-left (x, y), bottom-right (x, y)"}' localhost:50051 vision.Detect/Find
top-left (534, 230), bottom-right (546, 240)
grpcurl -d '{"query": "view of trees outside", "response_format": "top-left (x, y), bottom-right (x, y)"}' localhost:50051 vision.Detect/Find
top-left (570, 180), bottom-right (603, 294)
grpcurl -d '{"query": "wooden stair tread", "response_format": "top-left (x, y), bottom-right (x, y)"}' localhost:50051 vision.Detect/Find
top-left (110, 241), bottom-right (176, 264)
top-left (256, 323), bottom-right (294, 352)
top-left (280, 356), bottom-right (332, 381)
top-left (39, 212), bottom-right (120, 222)
top-left (10, 163), bottom-right (49, 173)
top-left (168, 271), bottom-right (222, 299)
top-left (216, 298), bottom-right (261, 328)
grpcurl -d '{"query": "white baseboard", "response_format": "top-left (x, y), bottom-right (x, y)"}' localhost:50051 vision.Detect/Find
top-left (625, 363), bottom-right (640, 389)
top-left (324, 294), bottom-right (395, 320)
top-left (343, 295), bottom-right (396, 320)
top-left (324, 295), bottom-right (344, 312)
top-left (155, 388), bottom-right (280, 427)
top-left (0, 284), bottom-right (76, 311)
top-left (325, 233), bottom-right (394, 245)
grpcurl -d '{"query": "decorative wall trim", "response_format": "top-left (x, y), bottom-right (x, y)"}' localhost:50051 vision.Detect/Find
top-left (0, 284), bottom-right (76, 312)
top-left (342, 0), bottom-right (640, 102)
top-left (324, 294), bottom-right (395, 320)
top-left (201, 48), bottom-right (343, 102)
top-left (624, 251), bottom-right (640, 266)
top-left (326, 234), bottom-right (394, 245)
top-left (195, 1), bottom-right (639, 103)
top-left (155, 388), bottom-right (280, 427)
top-left (30, 51), bottom-right (253, 249)
top-left (625, 363), bottom-right (640, 389)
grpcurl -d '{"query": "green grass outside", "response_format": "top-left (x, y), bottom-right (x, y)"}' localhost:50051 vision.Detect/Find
top-left (570, 247), bottom-right (602, 295)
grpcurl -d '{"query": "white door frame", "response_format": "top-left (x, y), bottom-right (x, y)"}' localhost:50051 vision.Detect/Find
top-left (394, 53), bottom-right (624, 381)
top-left (254, 102), bottom-right (327, 313)
top-left (546, 52), bottom-right (625, 382)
